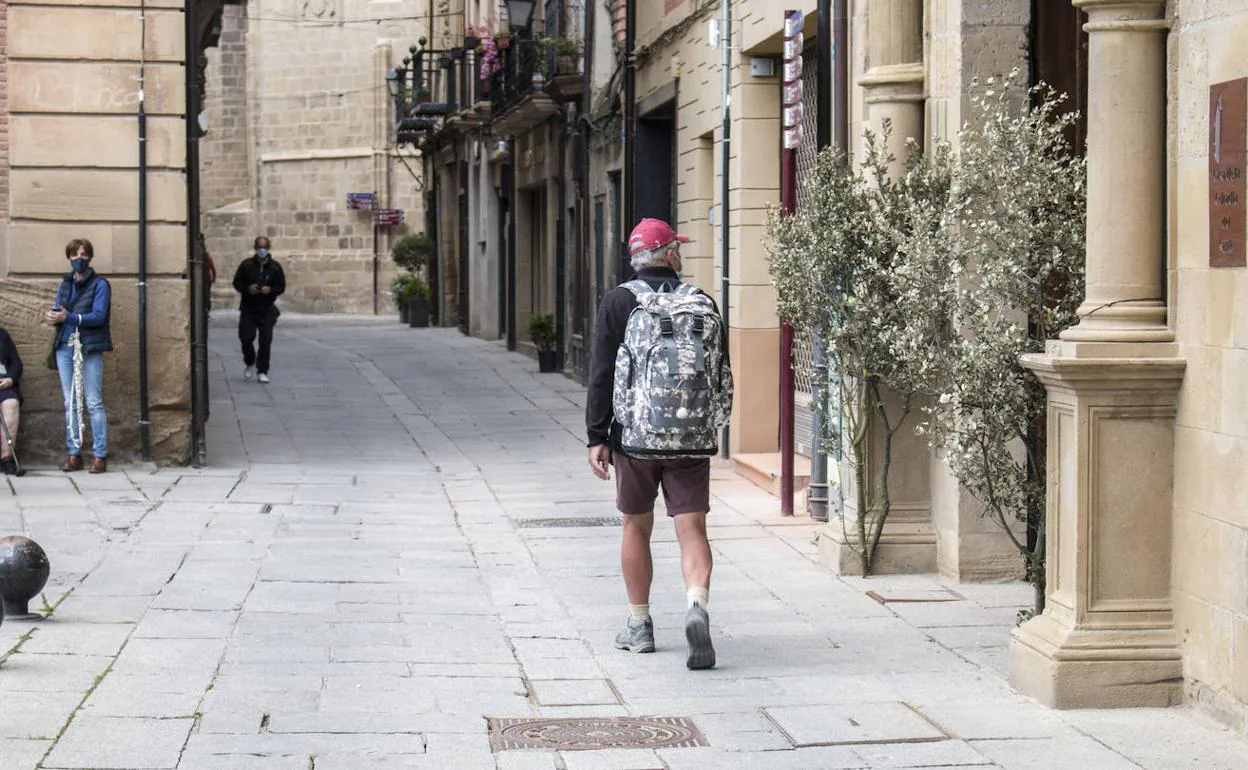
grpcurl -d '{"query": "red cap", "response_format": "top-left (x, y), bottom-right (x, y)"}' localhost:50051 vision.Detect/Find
top-left (627, 218), bottom-right (691, 257)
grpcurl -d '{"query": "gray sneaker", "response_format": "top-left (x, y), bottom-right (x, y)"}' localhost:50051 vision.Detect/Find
top-left (614, 616), bottom-right (655, 653)
top-left (685, 603), bottom-right (715, 670)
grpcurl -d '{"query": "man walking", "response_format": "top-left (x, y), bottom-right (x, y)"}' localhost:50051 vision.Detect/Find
top-left (233, 236), bottom-right (286, 384)
top-left (586, 218), bottom-right (733, 670)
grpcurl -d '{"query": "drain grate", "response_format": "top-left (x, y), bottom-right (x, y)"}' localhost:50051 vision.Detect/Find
top-left (516, 517), bottom-right (623, 529)
top-left (488, 716), bottom-right (707, 751)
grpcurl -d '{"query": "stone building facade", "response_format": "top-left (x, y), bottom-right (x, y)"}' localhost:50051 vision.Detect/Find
top-left (0, 0), bottom-right (228, 462)
top-left (200, 0), bottom-right (430, 315)
top-left (425, 0), bottom-right (1248, 736)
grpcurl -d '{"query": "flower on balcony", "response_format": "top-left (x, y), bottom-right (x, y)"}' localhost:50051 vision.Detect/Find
top-left (467, 22), bottom-right (511, 82)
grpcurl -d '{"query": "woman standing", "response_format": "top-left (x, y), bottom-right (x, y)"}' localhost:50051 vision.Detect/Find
top-left (45, 238), bottom-right (112, 473)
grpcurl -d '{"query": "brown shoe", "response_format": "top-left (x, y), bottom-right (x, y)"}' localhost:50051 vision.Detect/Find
top-left (61, 455), bottom-right (83, 472)
top-left (89, 458), bottom-right (107, 474)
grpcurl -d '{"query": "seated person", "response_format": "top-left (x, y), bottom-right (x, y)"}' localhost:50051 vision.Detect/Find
top-left (0, 327), bottom-right (22, 475)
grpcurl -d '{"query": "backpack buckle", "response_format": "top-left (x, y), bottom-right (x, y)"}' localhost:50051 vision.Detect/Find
top-left (659, 316), bottom-right (674, 336)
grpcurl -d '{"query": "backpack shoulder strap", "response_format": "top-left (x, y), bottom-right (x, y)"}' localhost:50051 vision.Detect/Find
top-left (621, 279), bottom-right (653, 298)
top-left (675, 282), bottom-right (700, 297)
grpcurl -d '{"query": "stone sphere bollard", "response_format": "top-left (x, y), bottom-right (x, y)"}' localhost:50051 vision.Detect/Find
top-left (0, 536), bottom-right (50, 619)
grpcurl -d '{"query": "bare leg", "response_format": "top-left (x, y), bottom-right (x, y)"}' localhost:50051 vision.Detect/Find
top-left (0, 400), bottom-right (18, 460)
top-left (674, 511), bottom-right (712, 592)
top-left (621, 512), bottom-right (655, 606)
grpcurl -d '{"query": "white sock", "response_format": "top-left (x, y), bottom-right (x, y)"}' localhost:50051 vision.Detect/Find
top-left (687, 587), bottom-right (709, 609)
top-left (629, 603), bottom-right (650, 621)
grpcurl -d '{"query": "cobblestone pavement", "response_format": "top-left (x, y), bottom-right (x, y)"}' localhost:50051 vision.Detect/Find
top-left (0, 313), bottom-right (1245, 769)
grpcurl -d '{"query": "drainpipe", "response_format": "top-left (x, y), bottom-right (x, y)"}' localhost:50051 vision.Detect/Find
top-left (555, 125), bottom-right (568, 371)
top-left (719, 0), bottom-right (732, 459)
top-left (137, 0), bottom-right (151, 460)
top-left (623, 0), bottom-right (637, 235)
top-left (499, 152), bottom-right (511, 342)
top-left (807, 0), bottom-right (835, 521)
top-left (184, 0), bottom-right (206, 466)
top-left (507, 138), bottom-right (518, 351)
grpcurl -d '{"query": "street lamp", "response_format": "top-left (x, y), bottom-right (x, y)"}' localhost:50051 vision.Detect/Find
top-left (505, 0), bottom-right (535, 34)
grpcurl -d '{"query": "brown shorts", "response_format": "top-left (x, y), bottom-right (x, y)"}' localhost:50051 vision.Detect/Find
top-left (614, 452), bottom-right (711, 516)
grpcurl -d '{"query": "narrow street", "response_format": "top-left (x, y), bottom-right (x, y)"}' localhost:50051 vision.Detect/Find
top-left (0, 314), bottom-right (1244, 769)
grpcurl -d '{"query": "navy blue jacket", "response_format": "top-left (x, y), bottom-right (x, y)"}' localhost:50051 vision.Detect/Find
top-left (55, 269), bottom-right (113, 353)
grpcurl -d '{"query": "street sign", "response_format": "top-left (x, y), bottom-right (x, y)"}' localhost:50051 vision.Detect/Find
top-left (782, 10), bottom-right (804, 151)
top-left (347, 192), bottom-right (376, 210)
top-left (374, 209), bottom-right (405, 227)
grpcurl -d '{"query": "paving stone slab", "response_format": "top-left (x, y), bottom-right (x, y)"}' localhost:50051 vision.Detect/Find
top-left (42, 716), bottom-right (194, 769)
top-left (764, 702), bottom-right (948, 747)
top-left (969, 736), bottom-right (1140, 770)
top-left (0, 737), bottom-right (52, 769)
top-left (528, 679), bottom-right (620, 706)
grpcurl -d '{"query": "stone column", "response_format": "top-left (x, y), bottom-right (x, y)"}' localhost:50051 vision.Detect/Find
top-left (817, 0), bottom-right (935, 575)
top-left (1009, 0), bottom-right (1186, 708)
top-left (859, 0), bottom-right (925, 166)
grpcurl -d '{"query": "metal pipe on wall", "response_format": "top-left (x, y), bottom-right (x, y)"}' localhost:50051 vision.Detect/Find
top-left (719, 0), bottom-right (732, 459)
top-left (137, 0), bottom-right (151, 460)
top-left (623, 0), bottom-right (637, 239)
top-left (807, 0), bottom-right (835, 522)
top-left (184, 0), bottom-right (207, 466)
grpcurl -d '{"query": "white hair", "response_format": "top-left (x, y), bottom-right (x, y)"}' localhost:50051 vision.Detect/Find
top-left (630, 240), bottom-right (674, 271)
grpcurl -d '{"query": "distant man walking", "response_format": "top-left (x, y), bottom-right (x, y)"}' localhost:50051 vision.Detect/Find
top-left (233, 236), bottom-right (286, 384)
top-left (586, 218), bottom-right (733, 670)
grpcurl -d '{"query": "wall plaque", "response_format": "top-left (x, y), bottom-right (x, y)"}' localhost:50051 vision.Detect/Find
top-left (1210, 78), bottom-right (1246, 268)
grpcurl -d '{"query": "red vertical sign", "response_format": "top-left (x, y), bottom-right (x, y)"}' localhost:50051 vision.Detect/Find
top-left (1210, 79), bottom-right (1246, 268)
top-left (780, 10), bottom-right (803, 517)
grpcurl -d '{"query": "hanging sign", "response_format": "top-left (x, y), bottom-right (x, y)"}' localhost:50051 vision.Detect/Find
top-left (1210, 78), bottom-right (1246, 268)
top-left (782, 10), bottom-right (804, 151)
top-left (347, 192), bottom-right (377, 210)
top-left (374, 209), bottom-right (406, 227)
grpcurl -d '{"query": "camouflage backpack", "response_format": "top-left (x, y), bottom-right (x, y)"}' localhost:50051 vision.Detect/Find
top-left (612, 280), bottom-right (734, 458)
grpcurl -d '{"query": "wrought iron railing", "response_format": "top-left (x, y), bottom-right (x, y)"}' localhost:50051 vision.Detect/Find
top-left (490, 37), bottom-right (545, 114)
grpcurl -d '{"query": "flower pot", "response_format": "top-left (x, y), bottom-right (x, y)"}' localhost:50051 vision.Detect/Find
top-left (555, 55), bottom-right (581, 76)
top-left (398, 301), bottom-right (410, 324)
top-left (408, 297), bottom-right (430, 328)
top-left (537, 350), bottom-right (558, 373)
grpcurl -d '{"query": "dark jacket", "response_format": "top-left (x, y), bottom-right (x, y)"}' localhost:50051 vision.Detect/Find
top-left (0, 328), bottom-right (23, 400)
top-left (233, 256), bottom-right (286, 314)
top-left (54, 269), bottom-right (112, 353)
top-left (585, 266), bottom-right (727, 449)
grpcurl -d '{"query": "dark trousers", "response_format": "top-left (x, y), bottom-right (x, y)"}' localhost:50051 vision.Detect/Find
top-left (239, 308), bottom-right (277, 373)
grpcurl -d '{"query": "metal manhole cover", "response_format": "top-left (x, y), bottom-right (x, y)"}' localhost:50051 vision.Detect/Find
top-left (488, 716), bottom-right (707, 751)
top-left (516, 517), bottom-right (622, 529)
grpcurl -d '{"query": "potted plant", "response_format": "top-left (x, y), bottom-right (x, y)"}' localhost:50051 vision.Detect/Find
top-left (529, 313), bottom-right (557, 372)
top-left (550, 35), bottom-right (582, 76)
top-left (391, 275), bottom-right (411, 324)
top-left (392, 233), bottom-right (435, 273)
top-left (406, 275), bottom-right (432, 328)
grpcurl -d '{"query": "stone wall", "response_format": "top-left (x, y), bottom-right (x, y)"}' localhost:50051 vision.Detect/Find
top-left (1, 0), bottom-right (192, 463)
top-left (200, 0), bottom-right (428, 315)
top-left (1170, 0), bottom-right (1248, 733)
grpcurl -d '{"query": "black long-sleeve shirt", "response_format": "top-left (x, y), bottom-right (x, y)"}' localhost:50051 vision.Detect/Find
top-left (0, 328), bottom-right (24, 397)
top-left (585, 266), bottom-right (726, 449)
top-left (233, 256), bottom-right (286, 314)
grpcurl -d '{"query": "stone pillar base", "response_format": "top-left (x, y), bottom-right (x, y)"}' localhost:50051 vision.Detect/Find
top-left (1010, 613), bottom-right (1183, 709)
top-left (815, 521), bottom-right (936, 576)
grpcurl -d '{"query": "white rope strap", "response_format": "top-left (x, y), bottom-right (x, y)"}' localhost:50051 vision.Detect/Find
top-left (70, 331), bottom-right (85, 450)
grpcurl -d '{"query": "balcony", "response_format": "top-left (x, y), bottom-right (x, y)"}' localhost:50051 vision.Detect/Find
top-left (488, 37), bottom-right (559, 136)
top-left (438, 50), bottom-right (492, 133)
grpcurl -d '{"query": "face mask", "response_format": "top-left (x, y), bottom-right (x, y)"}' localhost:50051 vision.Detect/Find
top-left (675, 271), bottom-right (684, 281)
top-left (71, 258), bottom-right (90, 273)
top-left (256, 248), bottom-right (270, 259)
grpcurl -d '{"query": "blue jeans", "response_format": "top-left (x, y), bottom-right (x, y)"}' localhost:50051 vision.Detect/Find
top-left (55, 346), bottom-right (107, 458)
